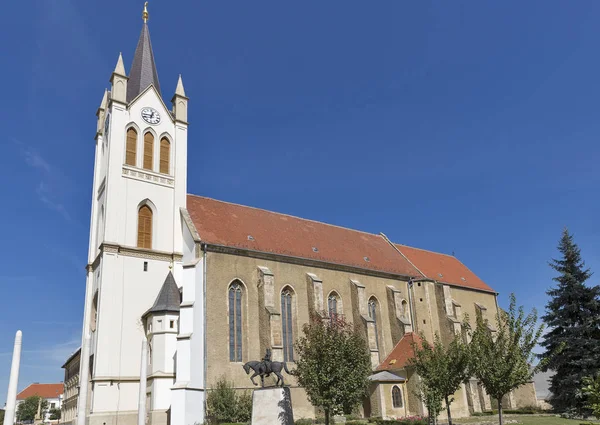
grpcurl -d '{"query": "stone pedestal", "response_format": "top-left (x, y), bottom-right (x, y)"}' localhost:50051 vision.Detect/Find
top-left (251, 387), bottom-right (294, 425)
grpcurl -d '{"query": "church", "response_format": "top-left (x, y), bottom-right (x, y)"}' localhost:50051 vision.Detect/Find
top-left (74, 5), bottom-right (537, 425)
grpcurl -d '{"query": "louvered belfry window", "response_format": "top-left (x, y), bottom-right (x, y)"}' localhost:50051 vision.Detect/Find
top-left (229, 282), bottom-right (243, 362)
top-left (126, 128), bottom-right (137, 166)
top-left (159, 137), bottom-right (170, 174)
top-left (281, 288), bottom-right (294, 362)
top-left (137, 205), bottom-right (153, 249)
top-left (143, 132), bottom-right (154, 170)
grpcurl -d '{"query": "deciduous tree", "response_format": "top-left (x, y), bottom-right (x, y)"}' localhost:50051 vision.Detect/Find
top-left (294, 314), bottom-right (372, 425)
top-left (409, 332), bottom-right (470, 425)
top-left (582, 375), bottom-right (600, 420)
top-left (540, 228), bottom-right (600, 415)
top-left (469, 294), bottom-right (544, 425)
top-left (16, 395), bottom-right (48, 422)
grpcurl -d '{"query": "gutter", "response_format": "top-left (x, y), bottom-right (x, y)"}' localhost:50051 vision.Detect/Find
top-left (202, 243), bottom-right (208, 412)
top-left (407, 279), bottom-right (417, 333)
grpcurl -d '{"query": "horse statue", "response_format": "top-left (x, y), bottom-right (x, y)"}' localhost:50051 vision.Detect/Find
top-left (242, 349), bottom-right (292, 387)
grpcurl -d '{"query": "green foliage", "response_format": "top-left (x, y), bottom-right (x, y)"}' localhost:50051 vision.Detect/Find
top-left (408, 332), bottom-right (470, 424)
top-left (540, 228), bottom-right (600, 415)
top-left (369, 418), bottom-right (427, 425)
top-left (581, 375), bottom-right (600, 419)
top-left (0, 409), bottom-right (5, 425)
top-left (16, 396), bottom-right (48, 422)
top-left (294, 419), bottom-right (314, 425)
top-left (294, 313), bottom-right (372, 425)
top-left (469, 293), bottom-right (545, 425)
top-left (49, 407), bottom-right (61, 420)
top-left (205, 376), bottom-right (252, 424)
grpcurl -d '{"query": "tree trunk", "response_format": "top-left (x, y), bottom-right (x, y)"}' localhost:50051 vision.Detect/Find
top-left (497, 398), bottom-right (503, 425)
top-left (324, 408), bottom-right (330, 425)
top-left (445, 396), bottom-right (452, 425)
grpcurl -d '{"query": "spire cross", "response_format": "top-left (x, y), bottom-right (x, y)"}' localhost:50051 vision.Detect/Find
top-left (142, 1), bottom-right (149, 23)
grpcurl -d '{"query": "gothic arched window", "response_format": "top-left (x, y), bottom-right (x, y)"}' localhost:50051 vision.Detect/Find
top-left (392, 385), bottom-right (403, 408)
top-left (143, 132), bottom-right (154, 170)
top-left (401, 299), bottom-right (409, 321)
top-left (368, 297), bottom-right (380, 352)
top-left (281, 287), bottom-right (295, 362)
top-left (137, 205), bottom-right (153, 249)
top-left (159, 137), bottom-right (170, 174)
top-left (125, 128), bottom-right (137, 166)
top-left (328, 292), bottom-right (341, 319)
top-left (229, 281), bottom-right (243, 362)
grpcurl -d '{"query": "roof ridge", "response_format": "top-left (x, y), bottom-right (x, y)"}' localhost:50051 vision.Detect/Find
top-left (395, 243), bottom-right (457, 259)
top-left (187, 193), bottom-right (381, 238)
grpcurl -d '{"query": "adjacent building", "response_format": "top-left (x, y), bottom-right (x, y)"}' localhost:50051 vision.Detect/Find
top-left (74, 4), bottom-right (538, 425)
top-left (16, 383), bottom-right (63, 422)
top-left (61, 349), bottom-right (81, 425)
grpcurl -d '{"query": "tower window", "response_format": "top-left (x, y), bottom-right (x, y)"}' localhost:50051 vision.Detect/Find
top-left (137, 205), bottom-right (153, 249)
top-left (143, 132), bottom-right (154, 170)
top-left (125, 128), bottom-right (138, 166)
top-left (160, 137), bottom-right (170, 174)
top-left (170, 320), bottom-right (175, 329)
top-left (143, 261), bottom-right (148, 271)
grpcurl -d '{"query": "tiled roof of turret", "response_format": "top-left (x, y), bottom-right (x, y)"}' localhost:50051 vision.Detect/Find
top-left (127, 23), bottom-right (161, 102)
top-left (144, 272), bottom-right (180, 317)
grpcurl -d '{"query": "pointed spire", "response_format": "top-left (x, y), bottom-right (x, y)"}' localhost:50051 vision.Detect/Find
top-left (142, 272), bottom-right (180, 318)
top-left (174, 74), bottom-right (186, 97)
top-left (98, 89), bottom-right (108, 111)
top-left (114, 53), bottom-right (126, 76)
top-left (126, 20), bottom-right (161, 102)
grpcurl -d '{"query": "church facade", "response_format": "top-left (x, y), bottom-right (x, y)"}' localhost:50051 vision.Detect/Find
top-left (75, 7), bottom-right (537, 425)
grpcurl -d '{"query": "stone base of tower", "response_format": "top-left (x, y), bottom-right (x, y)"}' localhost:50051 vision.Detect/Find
top-left (87, 411), bottom-right (137, 425)
top-left (171, 387), bottom-right (205, 425)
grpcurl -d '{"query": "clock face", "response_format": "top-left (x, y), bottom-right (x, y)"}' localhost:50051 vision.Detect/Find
top-left (141, 107), bottom-right (161, 125)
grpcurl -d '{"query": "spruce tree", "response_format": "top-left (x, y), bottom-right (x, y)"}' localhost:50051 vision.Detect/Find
top-left (540, 228), bottom-right (600, 414)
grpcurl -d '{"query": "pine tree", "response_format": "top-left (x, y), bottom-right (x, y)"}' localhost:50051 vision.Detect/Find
top-left (540, 228), bottom-right (600, 415)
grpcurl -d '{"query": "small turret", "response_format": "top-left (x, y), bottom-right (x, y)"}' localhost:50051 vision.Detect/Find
top-left (171, 75), bottom-right (188, 124)
top-left (110, 53), bottom-right (128, 104)
top-left (96, 89), bottom-right (108, 136)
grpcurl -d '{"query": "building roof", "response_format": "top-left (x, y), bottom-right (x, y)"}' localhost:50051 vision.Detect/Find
top-left (376, 332), bottom-right (423, 372)
top-left (143, 272), bottom-right (180, 318)
top-left (187, 195), bottom-right (421, 277)
top-left (369, 371), bottom-right (406, 382)
top-left (186, 195), bottom-right (495, 292)
top-left (395, 244), bottom-right (494, 292)
top-left (17, 383), bottom-right (63, 400)
top-left (61, 348), bottom-right (81, 368)
top-left (127, 22), bottom-right (161, 102)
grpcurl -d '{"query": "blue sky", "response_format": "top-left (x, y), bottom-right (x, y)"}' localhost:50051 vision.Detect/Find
top-left (1, 0), bottom-right (600, 404)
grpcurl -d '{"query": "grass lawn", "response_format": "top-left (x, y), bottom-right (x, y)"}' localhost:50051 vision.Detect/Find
top-left (454, 414), bottom-right (598, 425)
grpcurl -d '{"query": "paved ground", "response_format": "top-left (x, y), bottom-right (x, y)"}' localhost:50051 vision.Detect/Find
top-left (453, 414), bottom-right (598, 425)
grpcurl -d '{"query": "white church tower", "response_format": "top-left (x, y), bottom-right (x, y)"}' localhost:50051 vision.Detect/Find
top-left (77, 3), bottom-right (203, 425)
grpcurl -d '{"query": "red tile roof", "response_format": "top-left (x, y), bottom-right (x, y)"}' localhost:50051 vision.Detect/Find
top-left (186, 195), bottom-right (495, 292)
top-left (395, 244), bottom-right (494, 292)
top-left (187, 195), bottom-right (420, 277)
top-left (17, 383), bottom-right (63, 400)
top-left (376, 332), bottom-right (423, 371)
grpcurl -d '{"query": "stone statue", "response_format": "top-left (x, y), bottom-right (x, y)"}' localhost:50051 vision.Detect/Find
top-left (243, 348), bottom-right (291, 387)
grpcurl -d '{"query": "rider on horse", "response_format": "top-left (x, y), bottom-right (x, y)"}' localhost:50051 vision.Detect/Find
top-left (262, 348), bottom-right (272, 376)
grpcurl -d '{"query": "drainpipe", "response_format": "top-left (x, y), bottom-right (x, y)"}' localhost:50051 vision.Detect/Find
top-left (202, 243), bottom-right (208, 417)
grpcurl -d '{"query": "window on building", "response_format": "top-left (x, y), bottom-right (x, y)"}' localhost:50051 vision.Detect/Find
top-left (401, 299), bottom-right (409, 321)
top-left (328, 292), bottom-right (340, 319)
top-left (160, 137), bottom-right (170, 174)
top-left (281, 287), bottom-right (295, 362)
top-left (368, 297), bottom-right (380, 352)
top-left (137, 205), bottom-right (153, 249)
top-left (392, 385), bottom-right (403, 408)
top-left (51, 403), bottom-right (56, 409)
top-left (90, 293), bottom-right (99, 332)
top-left (170, 320), bottom-right (175, 329)
top-left (229, 281), bottom-right (243, 362)
top-left (143, 132), bottom-right (154, 170)
top-left (126, 128), bottom-right (137, 166)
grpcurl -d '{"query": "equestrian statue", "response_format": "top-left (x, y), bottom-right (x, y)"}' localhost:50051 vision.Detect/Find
top-left (242, 348), bottom-right (291, 387)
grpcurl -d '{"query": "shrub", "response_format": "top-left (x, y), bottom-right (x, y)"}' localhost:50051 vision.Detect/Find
top-left (206, 376), bottom-right (253, 424)
top-left (295, 419), bottom-right (314, 425)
